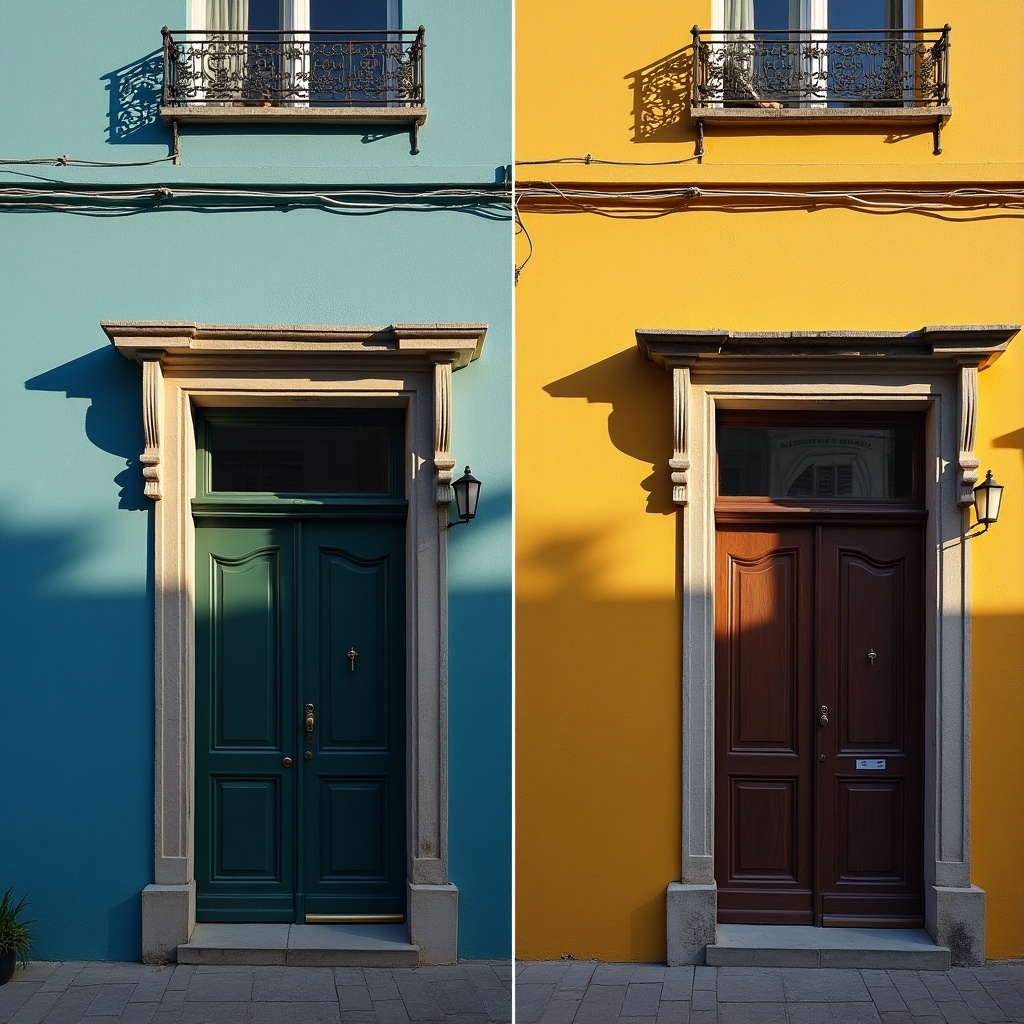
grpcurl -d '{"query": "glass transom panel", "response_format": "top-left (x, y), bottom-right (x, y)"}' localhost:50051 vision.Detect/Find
top-left (203, 411), bottom-right (402, 497)
top-left (718, 426), bottom-right (914, 499)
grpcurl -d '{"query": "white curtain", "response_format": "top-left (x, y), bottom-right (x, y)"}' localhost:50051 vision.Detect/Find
top-left (207, 0), bottom-right (248, 32)
top-left (725, 0), bottom-right (754, 33)
top-left (205, 0), bottom-right (249, 101)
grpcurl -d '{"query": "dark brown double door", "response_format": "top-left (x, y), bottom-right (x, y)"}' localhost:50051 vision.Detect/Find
top-left (715, 522), bottom-right (924, 927)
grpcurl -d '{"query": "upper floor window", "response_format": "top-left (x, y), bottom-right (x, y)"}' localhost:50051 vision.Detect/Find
top-left (716, 0), bottom-right (927, 108)
top-left (201, 0), bottom-right (396, 35)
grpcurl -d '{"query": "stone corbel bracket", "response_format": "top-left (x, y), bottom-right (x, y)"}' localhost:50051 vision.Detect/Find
top-left (433, 360), bottom-right (456, 505)
top-left (101, 321), bottom-right (487, 506)
top-left (670, 363), bottom-right (694, 506)
top-left (636, 325), bottom-right (1018, 511)
top-left (141, 357), bottom-right (164, 499)
top-left (957, 365), bottom-right (980, 507)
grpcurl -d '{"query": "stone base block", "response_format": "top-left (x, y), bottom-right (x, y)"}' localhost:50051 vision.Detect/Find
top-left (408, 882), bottom-right (459, 965)
top-left (141, 881), bottom-right (195, 964)
top-left (927, 884), bottom-right (985, 966)
top-left (666, 882), bottom-right (717, 966)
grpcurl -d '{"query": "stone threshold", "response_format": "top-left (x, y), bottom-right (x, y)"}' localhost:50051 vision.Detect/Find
top-left (707, 925), bottom-right (951, 970)
top-left (177, 922), bottom-right (419, 967)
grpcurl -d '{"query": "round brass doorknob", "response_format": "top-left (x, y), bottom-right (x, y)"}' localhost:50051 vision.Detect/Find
top-left (282, 757), bottom-right (293, 767)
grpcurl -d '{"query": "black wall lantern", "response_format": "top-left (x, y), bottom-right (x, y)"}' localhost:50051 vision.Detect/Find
top-left (448, 466), bottom-right (481, 528)
top-left (971, 469), bottom-right (1004, 535)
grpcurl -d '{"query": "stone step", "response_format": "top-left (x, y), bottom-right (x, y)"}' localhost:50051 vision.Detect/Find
top-left (706, 925), bottom-right (951, 970)
top-left (177, 922), bottom-right (420, 967)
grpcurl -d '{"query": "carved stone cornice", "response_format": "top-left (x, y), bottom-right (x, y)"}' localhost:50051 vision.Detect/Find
top-left (104, 321), bottom-right (487, 505)
top-left (636, 325), bottom-right (1018, 507)
top-left (636, 325), bottom-right (1017, 371)
top-left (103, 321), bottom-right (486, 370)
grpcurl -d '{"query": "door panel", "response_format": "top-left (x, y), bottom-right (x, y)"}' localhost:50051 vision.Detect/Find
top-left (196, 524), bottom-right (296, 921)
top-left (716, 527), bottom-right (815, 923)
top-left (213, 548), bottom-right (286, 750)
top-left (715, 523), bottom-right (923, 927)
top-left (212, 777), bottom-right (284, 879)
top-left (301, 521), bottom-right (405, 919)
top-left (817, 526), bottom-right (923, 925)
top-left (195, 518), bottom-right (405, 923)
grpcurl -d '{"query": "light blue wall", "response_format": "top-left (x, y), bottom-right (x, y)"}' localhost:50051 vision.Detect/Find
top-left (0, 0), bottom-right (510, 962)
top-left (0, 2), bottom-right (510, 184)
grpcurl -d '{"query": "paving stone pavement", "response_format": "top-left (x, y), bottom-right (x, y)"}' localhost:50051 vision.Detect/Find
top-left (514, 960), bottom-right (1024, 1024)
top-left (0, 961), bottom-right (511, 1024)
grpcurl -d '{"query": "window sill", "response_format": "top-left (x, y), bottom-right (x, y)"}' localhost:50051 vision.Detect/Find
top-left (160, 105), bottom-right (427, 126)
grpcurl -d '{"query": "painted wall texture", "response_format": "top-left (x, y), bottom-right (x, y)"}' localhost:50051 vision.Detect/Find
top-left (0, 1), bottom-right (511, 961)
top-left (515, 0), bottom-right (1024, 962)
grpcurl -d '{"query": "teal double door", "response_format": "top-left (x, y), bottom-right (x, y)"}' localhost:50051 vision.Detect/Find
top-left (194, 516), bottom-right (406, 923)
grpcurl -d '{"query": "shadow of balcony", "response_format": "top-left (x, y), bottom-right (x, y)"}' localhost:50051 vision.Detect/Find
top-left (102, 50), bottom-right (166, 145)
top-left (627, 44), bottom-right (695, 145)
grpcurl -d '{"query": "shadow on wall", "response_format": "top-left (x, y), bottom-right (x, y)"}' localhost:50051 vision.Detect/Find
top-left (518, 342), bottom-right (683, 960)
top-left (627, 44), bottom-right (694, 145)
top-left (25, 347), bottom-right (146, 510)
top-left (102, 51), bottom-right (166, 145)
top-left (993, 427), bottom-right (1024, 468)
top-left (0, 519), bottom-right (153, 960)
top-left (515, 571), bottom-right (683, 962)
top-left (448, 583), bottom-right (513, 960)
top-left (544, 348), bottom-right (674, 515)
top-left (972, 611), bottom-right (1024, 959)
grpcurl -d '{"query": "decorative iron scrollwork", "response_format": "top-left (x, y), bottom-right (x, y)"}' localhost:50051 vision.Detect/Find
top-left (692, 27), bottom-right (950, 109)
top-left (162, 28), bottom-right (425, 109)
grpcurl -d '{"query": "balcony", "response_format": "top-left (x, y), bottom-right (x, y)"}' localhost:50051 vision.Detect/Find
top-left (160, 27), bottom-right (426, 137)
top-left (690, 25), bottom-right (951, 154)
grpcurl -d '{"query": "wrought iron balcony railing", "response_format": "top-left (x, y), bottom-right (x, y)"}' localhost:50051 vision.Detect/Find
top-left (691, 26), bottom-right (950, 110)
top-left (161, 27), bottom-right (425, 112)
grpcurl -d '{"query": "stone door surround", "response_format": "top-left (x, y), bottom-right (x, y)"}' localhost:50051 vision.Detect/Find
top-left (636, 325), bottom-right (1018, 966)
top-left (105, 320), bottom-right (486, 964)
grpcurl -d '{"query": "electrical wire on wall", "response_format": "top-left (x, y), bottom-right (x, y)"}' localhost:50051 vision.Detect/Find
top-left (513, 175), bottom-right (1024, 282)
top-left (0, 183), bottom-right (512, 217)
top-left (0, 155), bottom-right (177, 168)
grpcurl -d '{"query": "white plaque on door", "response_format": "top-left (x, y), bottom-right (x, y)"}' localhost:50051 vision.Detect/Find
top-left (856, 759), bottom-right (886, 770)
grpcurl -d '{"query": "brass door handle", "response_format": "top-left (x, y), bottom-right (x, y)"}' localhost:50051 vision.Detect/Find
top-left (819, 705), bottom-right (829, 727)
top-left (305, 703), bottom-right (315, 743)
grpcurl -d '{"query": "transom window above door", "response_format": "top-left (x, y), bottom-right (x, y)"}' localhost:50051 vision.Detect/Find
top-left (196, 409), bottom-right (405, 501)
top-left (716, 414), bottom-right (920, 503)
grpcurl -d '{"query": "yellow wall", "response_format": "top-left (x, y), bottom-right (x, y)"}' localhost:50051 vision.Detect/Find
top-left (516, 0), bottom-right (1024, 961)
top-left (973, 344), bottom-right (1024, 960)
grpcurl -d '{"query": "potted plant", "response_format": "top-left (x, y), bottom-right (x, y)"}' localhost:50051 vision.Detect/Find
top-left (0, 888), bottom-right (32, 985)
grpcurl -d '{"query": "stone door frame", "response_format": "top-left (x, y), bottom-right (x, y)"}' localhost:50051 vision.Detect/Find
top-left (105, 320), bottom-right (486, 965)
top-left (636, 326), bottom-right (1018, 966)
